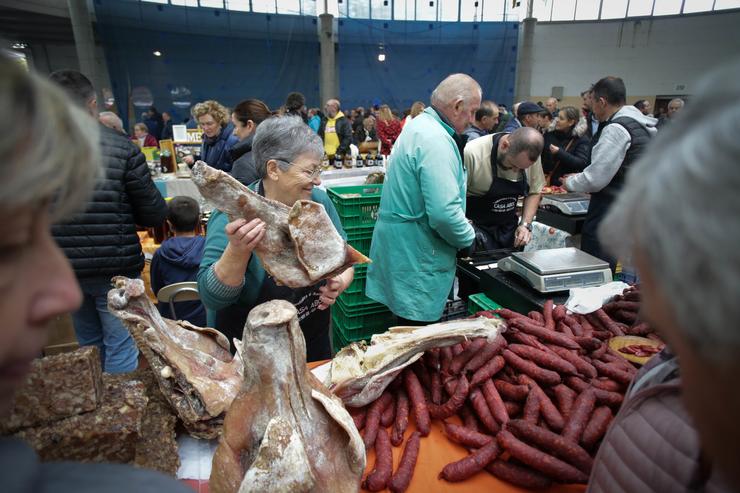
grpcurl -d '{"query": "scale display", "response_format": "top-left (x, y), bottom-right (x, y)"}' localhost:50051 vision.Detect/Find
top-left (541, 193), bottom-right (590, 215)
top-left (497, 248), bottom-right (611, 293)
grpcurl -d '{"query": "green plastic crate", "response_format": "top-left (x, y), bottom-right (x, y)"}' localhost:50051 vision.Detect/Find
top-left (346, 229), bottom-right (373, 256)
top-left (337, 264), bottom-right (377, 306)
top-left (328, 185), bottom-right (383, 230)
top-left (468, 293), bottom-right (503, 315)
top-left (332, 297), bottom-right (394, 341)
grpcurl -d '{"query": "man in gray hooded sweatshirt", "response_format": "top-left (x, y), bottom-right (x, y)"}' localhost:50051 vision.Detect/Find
top-left (563, 76), bottom-right (657, 269)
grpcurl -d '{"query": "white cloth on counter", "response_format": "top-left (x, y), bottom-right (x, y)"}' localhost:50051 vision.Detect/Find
top-left (565, 281), bottom-right (630, 314)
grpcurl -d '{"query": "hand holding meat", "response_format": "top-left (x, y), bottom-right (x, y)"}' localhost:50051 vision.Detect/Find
top-left (225, 218), bottom-right (265, 256)
top-left (318, 276), bottom-right (344, 310)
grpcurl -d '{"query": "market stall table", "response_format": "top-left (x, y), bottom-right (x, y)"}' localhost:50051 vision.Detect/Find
top-left (178, 360), bottom-right (586, 493)
top-left (154, 172), bottom-right (205, 205)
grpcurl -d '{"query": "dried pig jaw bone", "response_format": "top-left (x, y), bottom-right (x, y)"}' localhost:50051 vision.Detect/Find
top-left (328, 317), bottom-right (505, 407)
top-left (190, 161), bottom-right (369, 288)
top-left (107, 276), bottom-right (243, 419)
top-left (210, 299), bottom-right (365, 493)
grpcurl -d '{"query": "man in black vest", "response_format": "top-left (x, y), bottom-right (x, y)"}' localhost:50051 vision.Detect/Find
top-left (563, 76), bottom-right (657, 269)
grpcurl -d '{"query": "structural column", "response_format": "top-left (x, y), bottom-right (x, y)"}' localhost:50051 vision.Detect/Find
top-left (515, 16), bottom-right (536, 103)
top-left (67, 0), bottom-right (105, 111)
top-left (318, 13), bottom-right (338, 106)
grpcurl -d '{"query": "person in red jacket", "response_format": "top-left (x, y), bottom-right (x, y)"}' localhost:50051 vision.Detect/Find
top-left (376, 104), bottom-right (402, 156)
top-left (132, 122), bottom-right (158, 148)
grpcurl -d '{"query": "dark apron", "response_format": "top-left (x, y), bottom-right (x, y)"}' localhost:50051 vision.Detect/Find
top-left (466, 134), bottom-right (529, 251)
top-left (214, 182), bottom-right (332, 362)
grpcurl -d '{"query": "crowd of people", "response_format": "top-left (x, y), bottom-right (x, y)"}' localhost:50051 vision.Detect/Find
top-left (1, 46), bottom-right (738, 493)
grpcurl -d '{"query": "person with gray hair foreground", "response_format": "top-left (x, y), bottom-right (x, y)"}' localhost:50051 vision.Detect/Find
top-left (366, 73), bottom-right (479, 324)
top-left (99, 111), bottom-right (125, 134)
top-left (587, 61), bottom-right (740, 492)
top-left (657, 97), bottom-right (685, 129)
top-left (0, 57), bottom-right (191, 493)
top-left (463, 127), bottom-right (545, 251)
top-left (197, 116), bottom-right (352, 360)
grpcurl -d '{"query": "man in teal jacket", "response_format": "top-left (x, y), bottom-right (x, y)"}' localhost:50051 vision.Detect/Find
top-left (366, 74), bottom-right (480, 323)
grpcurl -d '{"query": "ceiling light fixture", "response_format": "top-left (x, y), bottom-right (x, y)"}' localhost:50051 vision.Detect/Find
top-left (12, 42), bottom-right (27, 50)
top-left (153, 50), bottom-right (162, 57)
top-left (378, 53), bottom-right (386, 62)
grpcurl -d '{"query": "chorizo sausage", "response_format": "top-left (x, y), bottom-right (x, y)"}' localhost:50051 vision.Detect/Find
top-left (590, 377), bottom-right (623, 392)
top-left (508, 344), bottom-right (578, 375)
top-left (450, 338), bottom-right (488, 374)
top-left (391, 390), bottom-right (409, 447)
top-left (528, 311), bottom-right (545, 325)
top-left (469, 355), bottom-right (506, 387)
top-left (497, 430), bottom-right (589, 484)
top-left (486, 459), bottom-right (552, 489)
top-left (439, 440), bottom-right (501, 482)
top-left (510, 319), bottom-right (581, 350)
top-left (581, 406), bottom-right (613, 449)
top-left (522, 391), bottom-right (540, 424)
top-left (561, 388), bottom-right (596, 443)
top-left (463, 335), bottom-right (507, 373)
top-left (403, 369), bottom-right (431, 436)
top-left (504, 401), bottom-right (522, 419)
top-left (593, 360), bottom-right (634, 385)
top-left (552, 304), bottom-right (567, 322)
top-left (440, 346), bottom-right (453, 374)
top-left (508, 330), bottom-right (551, 352)
top-left (349, 406), bottom-right (367, 431)
top-left (542, 300), bottom-right (556, 330)
top-left (442, 422), bottom-right (493, 449)
top-left (469, 387), bottom-right (500, 434)
top-left (503, 349), bottom-right (561, 387)
top-left (430, 371), bottom-right (442, 405)
top-left (363, 391), bottom-right (394, 449)
top-left (388, 432), bottom-right (421, 493)
top-left (481, 379), bottom-right (509, 424)
top-left (557, 320), bottom-right (575, 337)
top-left (518, 375), bottom-right (565, 432)
top-left (494, 308), bottom-right (531, 322)
top-left (363, 427), bottom-right (393, 491)
top-left (562, 314), bottom-right (584, 336)
top-left (428, 375), bottom-right (470, 420)
top-left (507, 419), bottom-right (594, 474)
top-left (564, 376), bottom-right (624, 407)
top-left (548, 345), bottom-right (598, 379)
top-left (553, 384), bottom-right (576, 420)
top-left (494, 379), bottom-right (529, 401)
top-left (380, 392), bottom-right (396, 427)
top-left (460, 403), bottom-right (481, 432)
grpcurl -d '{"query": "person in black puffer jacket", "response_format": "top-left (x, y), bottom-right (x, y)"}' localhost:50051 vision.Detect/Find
top-left (229, 98), bottom-right (271, 186)
top-left (49, 70), bottom-right (168, 374)
top-left (542, 105), bottom-right (592, 186)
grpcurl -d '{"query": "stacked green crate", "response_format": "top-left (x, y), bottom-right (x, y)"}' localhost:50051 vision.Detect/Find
top-left (328, 184), bottom-right (393, 351)
top-left (467, 293), bottom-right (504, 315)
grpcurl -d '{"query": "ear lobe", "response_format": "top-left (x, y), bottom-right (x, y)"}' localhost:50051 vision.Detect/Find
top-left (266, 160), bottom-right (280, 180)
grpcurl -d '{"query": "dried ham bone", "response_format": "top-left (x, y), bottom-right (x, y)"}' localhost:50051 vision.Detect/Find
top-left (191, 161), bottom-right (369, 288)
top-left (328, 317), bottom-right (505, 407)
top-left (107, 276), bottom-right (243, 438)
top-left (210, 300), bottom-right (365, 493)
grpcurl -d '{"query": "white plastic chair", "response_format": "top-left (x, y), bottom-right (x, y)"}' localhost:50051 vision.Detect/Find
top-left (156, 282), bottom-right (200, 320)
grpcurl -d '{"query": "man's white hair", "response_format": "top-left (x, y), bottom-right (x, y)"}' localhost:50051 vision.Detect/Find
top-left (669, 98), bottom-right (685, 108)
top-left (599, 59), bottom-right (740, 362)
top-left (430, 73), bottom-right (481, 108)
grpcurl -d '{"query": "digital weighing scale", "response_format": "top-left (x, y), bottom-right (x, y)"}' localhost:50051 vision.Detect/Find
top-left (497, 248), bottom-right (611, 293)
top-left (540, 193), bottom-right (590, 215)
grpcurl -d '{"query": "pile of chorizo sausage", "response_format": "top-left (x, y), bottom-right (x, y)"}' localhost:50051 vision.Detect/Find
top-left (349, 285), bottom-right (661, 491)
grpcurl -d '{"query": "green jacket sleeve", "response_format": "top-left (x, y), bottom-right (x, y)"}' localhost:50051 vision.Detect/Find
top-left (417, 140), bottom-right (475, 250)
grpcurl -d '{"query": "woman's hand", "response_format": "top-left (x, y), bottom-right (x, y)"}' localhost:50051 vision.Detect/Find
top-left (549, 144), bottom-right (559, 154)
top-left (226, 218), bottom-right (265, 256)
top-left (318, 276), bottom-right (343, 310)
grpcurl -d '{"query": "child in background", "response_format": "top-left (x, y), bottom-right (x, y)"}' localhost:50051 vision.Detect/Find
top-left (150, 196), bottom-right (206, 326)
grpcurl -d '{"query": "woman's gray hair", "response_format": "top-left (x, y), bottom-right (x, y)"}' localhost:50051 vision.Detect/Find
top-left (430, 73), bottom-right (482, 109)
top-left (253, 115), bottom-right (324, 177)
top-left (0, 57), bottom-right (101, 220)
top-left (599, 58), bottom-right (740, 362)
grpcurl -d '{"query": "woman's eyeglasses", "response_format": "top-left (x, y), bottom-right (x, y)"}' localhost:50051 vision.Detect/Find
top-left (274, 159), bottom-right (322, 180)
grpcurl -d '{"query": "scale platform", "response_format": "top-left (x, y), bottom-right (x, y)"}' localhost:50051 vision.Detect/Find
top-left (497, 247), bottom-right (611, 293)
top-left (541, 193), bottom-right (590, 215)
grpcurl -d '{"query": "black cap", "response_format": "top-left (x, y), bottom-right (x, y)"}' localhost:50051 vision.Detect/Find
top-left (517, 101), bottom-right (547, 117)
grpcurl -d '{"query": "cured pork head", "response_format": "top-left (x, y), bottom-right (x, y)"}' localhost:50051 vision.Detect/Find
top-left (190, 161), bottom-right (369, 289)
top-left (210, 300), bottom-right (365, 493)
top-left (107, 276), bottom-right (243, 438)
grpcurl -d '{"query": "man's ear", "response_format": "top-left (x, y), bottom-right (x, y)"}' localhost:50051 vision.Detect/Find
top-left (87, 96), bottom-right (99, 117)
top-left (500, 135), bottom-right (510, 151)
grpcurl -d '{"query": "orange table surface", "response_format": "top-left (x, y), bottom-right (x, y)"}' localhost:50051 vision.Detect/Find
top-left (183, 361), bottom-right (586, 493)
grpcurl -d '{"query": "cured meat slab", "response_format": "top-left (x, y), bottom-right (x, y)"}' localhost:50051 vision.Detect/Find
top-left (191, 161), bottom-right (369, 288)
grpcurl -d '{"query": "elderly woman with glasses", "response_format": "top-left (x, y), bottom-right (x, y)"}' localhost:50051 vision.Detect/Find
top-left (197, 116), bottom-right (353, 361)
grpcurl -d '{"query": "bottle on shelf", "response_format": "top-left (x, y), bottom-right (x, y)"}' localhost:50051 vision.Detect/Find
top-left (356, 153), bottom-right (365, 168)
top-left (343, 154), bottom-right (353, 169)
top-left (322, 153), bottom-right (331, 170)
top-left (333, 153), bottom-right (343, 169)
top-left (159, 149), bottom-right (174, 173)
